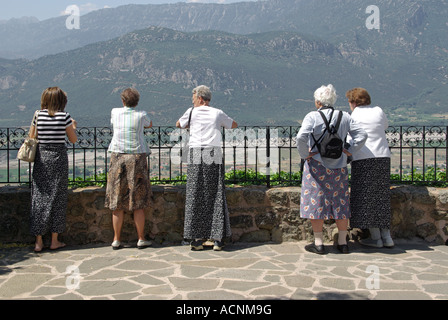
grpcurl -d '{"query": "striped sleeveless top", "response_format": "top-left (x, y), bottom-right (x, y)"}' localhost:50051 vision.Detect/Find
top-left (32, 110), bottom-right (73, 144)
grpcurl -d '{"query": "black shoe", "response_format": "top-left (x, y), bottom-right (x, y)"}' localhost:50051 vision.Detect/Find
top-left (337, 244), bottom-right (349, 254)
top-left (213, 240), bottom-right (224, 251)
top-left (305, 243), bottom-right (326, 255)
top-left (190, 240), bottom-right (204, 251)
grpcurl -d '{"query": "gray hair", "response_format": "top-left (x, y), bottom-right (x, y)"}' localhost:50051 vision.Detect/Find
top-left (314, 84), bottom-right (337, 107)
top-left (192, 85), bottom-right (212, 102)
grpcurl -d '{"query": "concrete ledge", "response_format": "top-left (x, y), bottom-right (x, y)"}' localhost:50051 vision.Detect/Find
top-left (0, 185), bottom-right (447, 246)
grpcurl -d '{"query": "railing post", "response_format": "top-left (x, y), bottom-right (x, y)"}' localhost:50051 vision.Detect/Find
top-left (423, 126), bottom-right (426, 182)
top-left (399, 126), bottom-right (403, 182)
top-left (266, 126), bottom-right (270, 188)
top-left (446, 126), bottom-right (448, 184)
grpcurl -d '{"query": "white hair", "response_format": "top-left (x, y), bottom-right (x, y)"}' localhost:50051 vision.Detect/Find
top-left (192, 85), bottom-right (212, 102)
top-left (314, 84), bottom-right (337, 107)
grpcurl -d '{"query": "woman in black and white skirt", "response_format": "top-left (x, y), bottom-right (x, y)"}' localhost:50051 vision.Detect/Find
top-left (346, 88), bottom-right (394, 248)
top-left (176, 85), bottom-right (238, 251)
top-left (30, 87), bottom-right (78, 252)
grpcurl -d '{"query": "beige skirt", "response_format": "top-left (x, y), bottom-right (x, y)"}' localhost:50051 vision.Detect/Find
top-left (105, 153), bottom-right (152, 211)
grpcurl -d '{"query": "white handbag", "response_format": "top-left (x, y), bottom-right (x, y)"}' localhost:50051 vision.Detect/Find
top-left (17, 110), bottom-right (40, 162)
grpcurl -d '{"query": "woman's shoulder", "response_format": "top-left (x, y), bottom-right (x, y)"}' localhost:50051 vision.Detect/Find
top-left (306, 110), bottom-right (319, 117)
top-left (341, 110), bottom-right (352, 118)
top-left (201, 106), bottom-right (221, 113)
top-left (303, 110), bottom-right (319, 121)
top-left (353, 105), bottom-right (385, 117)
top-left (40, 110), bottom-right (70, 117)
top-left (112, 107), bottom-right (146, 115)
top-left (135, 109), bottom-right (148, 115)
top-left (203, 106), bottom-right (228, 117)
top-left (372, 106), bottom-right (386, 115)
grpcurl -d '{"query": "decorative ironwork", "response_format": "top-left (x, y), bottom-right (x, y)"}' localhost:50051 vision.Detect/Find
top-left (1, 126), bottom-right (446, 186)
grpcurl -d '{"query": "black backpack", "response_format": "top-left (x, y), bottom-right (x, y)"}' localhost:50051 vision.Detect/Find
top-left (311, 108), bottom-right (344, 159)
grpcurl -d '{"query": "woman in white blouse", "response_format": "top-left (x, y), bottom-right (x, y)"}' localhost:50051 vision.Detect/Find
top-left (176, 85), bottom-right (237, 251)
top-left (346, 88), bottom-right (394, 248)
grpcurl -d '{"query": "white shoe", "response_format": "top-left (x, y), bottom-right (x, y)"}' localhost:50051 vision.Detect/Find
top-left (137, 240), bottom-right (152, 249)
top-left (111, 240), bottom-right (121, 250)
top-left (381, 229), bottom-right (394, 248)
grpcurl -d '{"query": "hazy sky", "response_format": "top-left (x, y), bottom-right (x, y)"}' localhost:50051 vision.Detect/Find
top-left (0, 0), bottom-right (259, 21)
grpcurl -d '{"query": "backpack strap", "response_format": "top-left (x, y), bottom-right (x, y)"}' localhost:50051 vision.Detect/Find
top-left (310, 108), bottom-right (334, 151)
top-left (333, 110), bottom-right (343, 132)
top-left (318, 108), bottom-right (334, 132)
top-left (310, 130), bottom-right (323, 152)
top-left (319, 108), bottom-right (343, 134)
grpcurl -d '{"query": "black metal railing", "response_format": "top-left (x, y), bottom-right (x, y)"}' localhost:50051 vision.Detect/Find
top-left (1, 126), bottom-right (447, 187)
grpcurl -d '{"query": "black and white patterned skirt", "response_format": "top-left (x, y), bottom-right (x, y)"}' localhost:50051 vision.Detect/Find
top-left (349, 157), bottom-right (391, 229)
top-left (30, 144), bottom-right (68, 236)
top-left (183, 147), bottom-right (231, 241)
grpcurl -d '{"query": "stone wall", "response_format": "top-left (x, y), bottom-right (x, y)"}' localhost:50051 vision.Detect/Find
top-left (0, 185), bottom-right (447, 246)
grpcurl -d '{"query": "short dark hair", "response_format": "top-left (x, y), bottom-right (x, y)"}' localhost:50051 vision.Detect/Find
top-left (121, 88), bottom-right (140, 107)
top-left (345, 88), bottom-right (371, 106)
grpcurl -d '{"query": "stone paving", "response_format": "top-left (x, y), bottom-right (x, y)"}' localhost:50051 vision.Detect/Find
top-left (0, 239), bottom-right (447, 301)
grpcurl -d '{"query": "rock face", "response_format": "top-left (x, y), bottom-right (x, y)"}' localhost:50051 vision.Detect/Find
top-left (0, 185), bottom-right (447, 246)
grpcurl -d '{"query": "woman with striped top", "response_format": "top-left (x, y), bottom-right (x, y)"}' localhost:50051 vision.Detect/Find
top-left (105, 88), bottom-right (153, 250)
top-left (30, 87), bottom-right (78, 252)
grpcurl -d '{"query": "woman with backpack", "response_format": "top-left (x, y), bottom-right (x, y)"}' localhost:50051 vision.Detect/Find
top-left (296, 84), bottom-right (367, 254)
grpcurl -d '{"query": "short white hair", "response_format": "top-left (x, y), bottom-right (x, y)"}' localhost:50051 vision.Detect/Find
top-left (314, 84), bottom-right (337, 107)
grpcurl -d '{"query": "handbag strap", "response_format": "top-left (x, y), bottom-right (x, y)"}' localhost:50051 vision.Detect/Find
top-left (186, 107), bottom-right (194, 131)
top-left (30, 110), bottom-right (40, 138)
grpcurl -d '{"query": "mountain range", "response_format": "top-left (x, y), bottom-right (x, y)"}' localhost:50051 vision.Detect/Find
top-left (0, 0), bottom-right (447, 127)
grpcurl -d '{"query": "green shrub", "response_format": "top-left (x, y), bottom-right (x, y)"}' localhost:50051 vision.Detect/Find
top-left (68, 167), bottom-right (447, 188)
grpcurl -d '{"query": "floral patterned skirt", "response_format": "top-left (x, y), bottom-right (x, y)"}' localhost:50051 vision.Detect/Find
top-left (300, 158), bottom-right (350, 220)
top-left (105, 153), bottom-right (152, 211)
